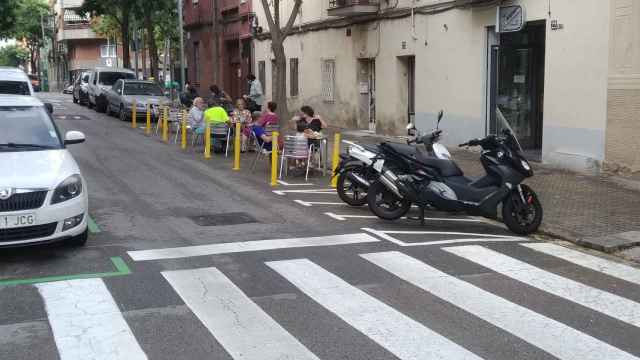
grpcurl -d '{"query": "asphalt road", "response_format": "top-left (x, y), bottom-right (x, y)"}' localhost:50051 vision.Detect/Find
top-left (1, 92), bottom-right (640, 360)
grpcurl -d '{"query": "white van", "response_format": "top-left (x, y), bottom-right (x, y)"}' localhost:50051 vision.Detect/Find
top-left (87, 67), bottom-right (135, 113)
top-left (0, 67), bottom-right (34, 96)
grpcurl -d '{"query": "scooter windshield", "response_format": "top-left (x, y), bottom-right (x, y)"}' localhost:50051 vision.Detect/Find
top-left (496, 108), bottom-right (524, 152)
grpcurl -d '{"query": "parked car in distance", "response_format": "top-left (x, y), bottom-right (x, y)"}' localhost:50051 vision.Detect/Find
top-left (73, 71), bottom-right (91, 105)
top-left (87, 67), bottom-right (135, 113)
top-left (0, 67), bottom-right (34, 96)
top-left (0, 95), bottom-right (89, 247)
top-left (106, 79), bottom-right (170, 122)
top-left (28, 74), bottom-right (41, 92)
top-left (63, 83), bottom-right (73, 94)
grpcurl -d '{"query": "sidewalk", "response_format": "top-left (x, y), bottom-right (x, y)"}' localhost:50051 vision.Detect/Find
top-left (336, 129), bottom-right (640, 259)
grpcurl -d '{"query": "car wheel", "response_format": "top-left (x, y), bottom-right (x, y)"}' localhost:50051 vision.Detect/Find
top-left (67, 228), bottom-right (88, 247)
top-left (96, 96), bottom-right (107, 113)
top-left (119, 105), bottom-right (129, 122)
top-left (73, 95), bottom-right (78, 104)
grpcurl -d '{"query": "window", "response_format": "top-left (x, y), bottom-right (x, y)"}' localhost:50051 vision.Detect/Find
top-left (193, 42), bottom-right (200, 81)
top-left (258, 61), bottom-right (266, 94)
top-left (98, 72), bottom-right (135, 86)
top-left (289, 58), bottom-right (299, 97)
top-left (321, 59), bottom-right (335, 102)
top-left (100, 44), bottom-right (116, 58)
top-left (0, 107), bottom-right (63, 150)
top-left (123, 82), bottom-right (164, 96)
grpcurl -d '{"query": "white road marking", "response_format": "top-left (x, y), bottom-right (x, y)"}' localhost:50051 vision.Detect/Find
top-left (267, 259), bottom-right (483, 360)
top-left (362, 228), bottom-right (526, 246)
top-left (522, 243), bottom-right (640, 286)
top-left (325, 213), bottom-right (483, 222)
top-left (162, 267), bottom-right (319, 360)
top-left (273, 189), bottom-right (336, 196)
top-left (37, 278), bottom-right (147, 360)
top-left (294, 200), bottom-right (347, 207)
top-left (363, 251), bottom-right (638, 360)
top-left (445, 245), bottom-right (640, 328)
top-left (278, 180), bottom-right (315, 186)
top-left (128, 233), bottom-right (379, 261)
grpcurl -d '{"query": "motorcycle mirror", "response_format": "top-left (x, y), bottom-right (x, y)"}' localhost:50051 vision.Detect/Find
top-left (437, 110), bottom-right (444, 126)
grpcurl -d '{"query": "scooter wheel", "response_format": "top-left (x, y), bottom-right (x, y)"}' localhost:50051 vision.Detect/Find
top-left (337, 167), bottom-right (368, 207)
top-left (502, 186), bottom-right (543, 235)
top-left (367, 181), bottom-right (412, 220)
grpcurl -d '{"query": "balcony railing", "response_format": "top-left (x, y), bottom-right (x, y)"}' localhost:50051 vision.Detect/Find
top-left (328, 0), bottom-right (379, 17)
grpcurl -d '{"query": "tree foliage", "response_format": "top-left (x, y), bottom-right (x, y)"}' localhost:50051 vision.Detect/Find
top-left (78, 0), bottom-right (135, 68)
top-left (0, 44), bottom-right (29, 67)
top-left (2, 0), bottom-right (49, 73)
top-left (0, 0), bottom-right (19, 37)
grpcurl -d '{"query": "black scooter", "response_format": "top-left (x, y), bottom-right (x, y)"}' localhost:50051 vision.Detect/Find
top-left (366, 111), bottom-right (542, 235)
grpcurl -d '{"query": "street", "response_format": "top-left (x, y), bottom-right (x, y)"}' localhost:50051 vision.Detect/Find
top-left (1, 92), bottom-right (640, 359)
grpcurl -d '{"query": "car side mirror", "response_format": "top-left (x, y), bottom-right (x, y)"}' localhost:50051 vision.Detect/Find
top-left (45, 103), bottom-right (54, 114)
top-left (64, 131), bottom-right (86, 145)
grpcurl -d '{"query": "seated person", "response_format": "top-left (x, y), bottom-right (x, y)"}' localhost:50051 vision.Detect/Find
top-left (196, 99), bottom-right (229, 134)
top-left (300, 105), bottom-right (327, 132)
top-left (188, 97), bottom-right (206, 129)
top-left (252, 125), bottom-right (273, 152)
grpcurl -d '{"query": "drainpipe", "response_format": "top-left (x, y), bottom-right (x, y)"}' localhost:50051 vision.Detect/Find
top-left (410, 0), bottom-right (418, 41)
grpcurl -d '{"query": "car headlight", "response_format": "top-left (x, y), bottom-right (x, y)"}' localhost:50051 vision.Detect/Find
top-left (521, 160), bottom-right (531, 171)
top-left (51, 175), bottom-right (83, 204)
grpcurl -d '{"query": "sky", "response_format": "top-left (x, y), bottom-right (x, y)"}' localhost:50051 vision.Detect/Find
top-left (0, 39), bottom-right (16, 48)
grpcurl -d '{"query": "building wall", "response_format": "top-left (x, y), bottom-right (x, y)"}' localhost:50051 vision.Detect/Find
top-left (606, 0), bottom-right (640, 174)
top-left (254, 0), bottom-right (612, 173)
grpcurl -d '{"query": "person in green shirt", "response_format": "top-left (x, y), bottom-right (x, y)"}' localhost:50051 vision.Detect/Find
top-left (196, 99), bottom-right (229, 134)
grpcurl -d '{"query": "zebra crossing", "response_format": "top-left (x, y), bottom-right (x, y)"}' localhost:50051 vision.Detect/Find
top-left (4, 242), bottom-right (640, 359)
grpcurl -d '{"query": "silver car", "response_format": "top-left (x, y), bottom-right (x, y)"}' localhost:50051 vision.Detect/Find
top-left (105, 80), bottom-right (170, 122)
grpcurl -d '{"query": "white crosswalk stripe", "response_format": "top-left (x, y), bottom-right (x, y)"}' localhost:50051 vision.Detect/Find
top-left (444, 245), bottom-right (640, 328)
top-left (522, 243), bottom-right (640, 286)
top-left (162, 267), bottom-right (319, 360)
top-left (19, 241), bottom-right (640, 359)
top-left (362, 251), bottom-right (638, 360)
top-left (37, 278), bottom-right (147, 360)
top-left (267, 258), bottom-right (484, 360)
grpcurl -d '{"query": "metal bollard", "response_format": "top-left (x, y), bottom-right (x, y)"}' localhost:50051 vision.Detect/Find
top-left (131, 100), bottom-right (137, 128)
top-left (271, 131), bottom-right (279, 186)
top-left (233, 122), bottom-right (241, 170)
top-left (145, 104), bottom-right (151, 135)
top-left (204, 122), bottom-right (211, 159)
top-left (181, 109), bottom-right (188, 150)
top-left (331, 133), bottom-right (341, 188)
top-left (162, 106), bottom-right (169, 143)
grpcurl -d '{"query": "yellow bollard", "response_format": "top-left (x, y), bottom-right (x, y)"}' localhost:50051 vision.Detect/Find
top-left (131, 100), bottom-right (137, 128)
top-left (162, 106), bottom-right (169, 143)
top-left (233, 122), bottom-right (241, 170)
top-left (145, 104), bottom-right (151, 135)
top-left (331, 133), bottom-right (341, 188)
top-left (271, 131), bottom-right (279, 186)
top-left (204, 122), bottom-right (211, 159)
top-left (181, 110), bottom-right (188, 150)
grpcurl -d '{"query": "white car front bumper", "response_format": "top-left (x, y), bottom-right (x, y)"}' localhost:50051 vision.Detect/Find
top-left (0, 190), bottom-right (88, 247)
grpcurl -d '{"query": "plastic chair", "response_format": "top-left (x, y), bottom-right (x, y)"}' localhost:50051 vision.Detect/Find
top-left (250, 124), bottom-right (279, 171)
top-left (210, 123), bottom-right (231, 156)
top-left (279, 135), bottom-right (313, 181)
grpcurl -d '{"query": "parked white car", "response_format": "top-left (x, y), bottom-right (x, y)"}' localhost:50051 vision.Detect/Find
top-left (0, 67), bottom-right (34, 96)
top-left (0, 95), bottom-right (89, 247)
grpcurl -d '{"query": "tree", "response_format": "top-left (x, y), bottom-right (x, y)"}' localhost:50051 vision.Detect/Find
top-left (0, 0), bottom-right (19, 37)
top-left (0, 44), bottom-right (29, 68)
top-left (259, 0), bottom-right (303, 119)
top-left (6, 0), bottom-right (49, 74)
top-left (79, 0), bottom-right (135, 68)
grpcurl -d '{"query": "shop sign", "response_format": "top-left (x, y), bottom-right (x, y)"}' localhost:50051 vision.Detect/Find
top-left (497, 5), bottom-right (525, 33)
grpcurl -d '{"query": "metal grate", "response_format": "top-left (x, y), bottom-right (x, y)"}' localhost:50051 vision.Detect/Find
top-left (189, 212), bottom-right (258, 227)
top-left (321, 59), bottom-right (335, 102)
top-left (0, 191), bottom-right (48, 213)
top-left (0, 222), bottom-right (57, 243)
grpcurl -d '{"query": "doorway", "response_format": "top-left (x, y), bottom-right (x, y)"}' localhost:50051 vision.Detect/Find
top-left (357, 59), bottom-right (376, 131)
top-left (488, 21), bottom-right (545, 157)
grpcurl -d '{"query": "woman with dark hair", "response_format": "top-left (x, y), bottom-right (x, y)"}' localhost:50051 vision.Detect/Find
top-left (298, 105), bottom-right (328, 132)
top-left (249, 101), bottom-right (279, 151)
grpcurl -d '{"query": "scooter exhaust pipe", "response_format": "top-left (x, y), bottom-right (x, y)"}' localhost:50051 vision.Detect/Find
top-left (379, 171), bottom-right (404, 199)
top-left (347, 172), bottom-right (370, 188)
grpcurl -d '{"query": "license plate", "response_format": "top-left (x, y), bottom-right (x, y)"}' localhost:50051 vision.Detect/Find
top-left (0, 214), bottom-right (36, 229)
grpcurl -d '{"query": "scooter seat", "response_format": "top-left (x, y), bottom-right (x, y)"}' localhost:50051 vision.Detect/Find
top-left (386, 142), bottom-right (417, 158)
top-left (419, 157), bottom-right (464, 177)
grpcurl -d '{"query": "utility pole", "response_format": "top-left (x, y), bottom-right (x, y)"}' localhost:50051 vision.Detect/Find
top-left (177, 0), bottom-right (186, 91)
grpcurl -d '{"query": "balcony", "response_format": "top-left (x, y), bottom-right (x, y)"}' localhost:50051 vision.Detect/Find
top-left (328, 0), bottom-right (379, 17)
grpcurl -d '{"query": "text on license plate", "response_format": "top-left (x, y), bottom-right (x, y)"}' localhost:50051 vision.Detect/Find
top-left (0, 214), bottom-right (36, 229)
